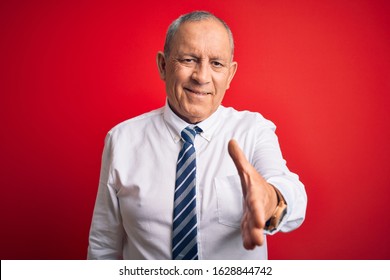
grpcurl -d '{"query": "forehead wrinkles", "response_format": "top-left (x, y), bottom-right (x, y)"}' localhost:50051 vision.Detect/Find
top-left (171, 20), bottom-right (232, 60)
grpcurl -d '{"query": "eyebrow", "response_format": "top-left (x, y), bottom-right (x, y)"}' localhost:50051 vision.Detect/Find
top-left (209, 56), bottom-right (227, 61)
top-left (176, 52), bottom-right (198, 58)
top-left (177, 52), bottom-right (228, 62)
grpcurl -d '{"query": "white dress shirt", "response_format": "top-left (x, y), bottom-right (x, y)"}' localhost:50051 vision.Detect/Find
top-left (87, 102), bottom-right (307, 259)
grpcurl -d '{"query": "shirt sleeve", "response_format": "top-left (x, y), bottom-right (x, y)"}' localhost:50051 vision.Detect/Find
top-left (251, 117), bottom-right (307, 235)
top-left (87, 132), bottom-right (125, 259)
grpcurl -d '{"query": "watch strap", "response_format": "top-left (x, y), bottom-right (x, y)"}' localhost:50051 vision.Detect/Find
top-left (265, 187), bottom-right (287, 233)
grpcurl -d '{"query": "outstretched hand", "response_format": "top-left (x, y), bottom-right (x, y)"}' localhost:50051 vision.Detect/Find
top-left (228, 139), bottom-right (277, 250)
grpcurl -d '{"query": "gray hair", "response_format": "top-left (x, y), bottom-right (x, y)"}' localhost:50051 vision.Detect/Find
top-left (163, 11), bottom-right (235, 59)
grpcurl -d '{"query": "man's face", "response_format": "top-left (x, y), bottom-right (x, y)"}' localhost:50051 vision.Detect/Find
top-left (157, 19), bottom-right (237, 124)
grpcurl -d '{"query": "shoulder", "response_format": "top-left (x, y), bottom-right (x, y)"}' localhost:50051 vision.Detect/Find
top-left (106, 107), bottom-right (164, 141)
top-left (220, 106), bottom-right (276, 131)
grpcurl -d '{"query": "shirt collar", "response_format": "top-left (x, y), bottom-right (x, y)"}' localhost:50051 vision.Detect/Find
top-left (163, 100), bottom-right (223, 143)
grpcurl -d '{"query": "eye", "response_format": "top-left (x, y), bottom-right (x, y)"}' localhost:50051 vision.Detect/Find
top-left (180, 58), bottom-right (196, 64)
top-left (211, 61), bottom-right (223, 67)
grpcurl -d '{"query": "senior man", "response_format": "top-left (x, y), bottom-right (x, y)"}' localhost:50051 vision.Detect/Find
top-left (87, 11), bottom-right (307, 260)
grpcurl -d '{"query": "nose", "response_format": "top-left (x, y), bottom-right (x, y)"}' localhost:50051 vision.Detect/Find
top-left (191, 62), bottom-right (211, 85)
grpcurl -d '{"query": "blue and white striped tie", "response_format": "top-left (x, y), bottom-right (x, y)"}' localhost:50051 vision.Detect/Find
top-left (172, 126), bottom-right (202, 260)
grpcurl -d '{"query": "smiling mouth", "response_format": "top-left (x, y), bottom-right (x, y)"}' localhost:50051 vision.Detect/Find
top-left (184, 87), bottom-right (211, 96)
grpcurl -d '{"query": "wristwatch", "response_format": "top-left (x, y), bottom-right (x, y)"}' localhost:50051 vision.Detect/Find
top-left (265, 187), bottom-right (287, 233)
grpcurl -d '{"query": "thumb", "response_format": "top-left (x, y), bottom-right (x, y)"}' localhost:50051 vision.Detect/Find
top-left (228, 139), bottom-right (252, 195)
top-left (228, 139), bottom-right (250, 172)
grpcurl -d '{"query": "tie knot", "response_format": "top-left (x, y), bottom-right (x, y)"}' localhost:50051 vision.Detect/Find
top-left (181, 126), bottom-right (202, 144)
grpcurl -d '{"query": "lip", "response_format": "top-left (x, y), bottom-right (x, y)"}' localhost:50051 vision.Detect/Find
top-left (184, 87), bottom-right (211, 96)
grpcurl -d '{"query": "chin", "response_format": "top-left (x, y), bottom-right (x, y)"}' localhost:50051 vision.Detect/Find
top-left (185, 111), bottom-right (211, 124)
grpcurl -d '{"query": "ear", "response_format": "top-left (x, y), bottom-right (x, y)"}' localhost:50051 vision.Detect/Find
top-left (226, 61), bottom-right (238, 89)
top-left (156, 51), bottom-right (167, 81)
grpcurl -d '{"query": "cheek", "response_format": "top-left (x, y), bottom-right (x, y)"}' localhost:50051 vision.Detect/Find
top-left (167, 71), bottom-right (186, 90)
top-left (214, 75), bottom-right (230, 93)
top-left (176, 69), bottom-right (192, 83)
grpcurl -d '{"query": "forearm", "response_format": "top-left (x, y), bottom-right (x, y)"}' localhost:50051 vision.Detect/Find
top-left (266, 174), bottom-right (307, 233)
top-left (253, 123), bottom-right (307, 234)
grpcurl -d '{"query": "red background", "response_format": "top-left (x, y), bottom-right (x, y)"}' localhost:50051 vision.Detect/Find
top-left (1, 0), bottom-right (389, 260)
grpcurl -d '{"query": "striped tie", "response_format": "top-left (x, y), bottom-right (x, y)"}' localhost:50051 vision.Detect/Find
top-left (172, 126), bottom-right (202, 260)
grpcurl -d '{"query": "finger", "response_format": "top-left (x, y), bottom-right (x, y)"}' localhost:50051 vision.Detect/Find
top-left (250, 226), bottom-right (264, 247)
top-left (249, 197), bottom-right (266, 229)
top-left (241, 215), bottom-right (255, 250)
top-left (242, 215), bottom-right (264, 249)
top-left (228, 139), bottom-right (252, 196)
top-left (228, 139), bottom-right (251, 174)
